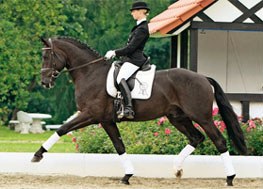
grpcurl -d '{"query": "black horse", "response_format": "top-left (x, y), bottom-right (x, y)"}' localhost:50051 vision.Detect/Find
top-left (32, 37), bottom-right (247, 186)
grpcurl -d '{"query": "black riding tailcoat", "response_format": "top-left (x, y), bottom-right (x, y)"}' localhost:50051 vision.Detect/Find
top-left (115, 21), bottom-right (149, 67)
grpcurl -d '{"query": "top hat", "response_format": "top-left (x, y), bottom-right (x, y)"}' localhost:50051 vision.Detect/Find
top-left (130, 1), bottom-right (150, 11)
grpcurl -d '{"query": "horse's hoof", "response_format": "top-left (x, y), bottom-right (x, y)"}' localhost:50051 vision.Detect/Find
top-left (226, 174), bottom-right (236, 186)
top-left (120, 180), bottom-right (130, 185)
top-left (120, 174), bottom-right (133, 185)
top-left (175, 169), bottom-right (183, 178)
top-left (31, 155), bottom-right (43, 162)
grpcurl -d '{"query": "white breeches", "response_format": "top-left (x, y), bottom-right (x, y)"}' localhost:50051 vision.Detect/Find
top-left (117, 62), bottom-right (139, 84)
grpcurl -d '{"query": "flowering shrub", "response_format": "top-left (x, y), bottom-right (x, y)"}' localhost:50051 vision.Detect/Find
top-left (241, 117), bottom-right (263, 155)
top-left (73, 108), bottom-right (263, 155)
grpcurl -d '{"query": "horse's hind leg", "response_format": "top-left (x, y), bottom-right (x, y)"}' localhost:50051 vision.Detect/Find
top-left (102, 122), bottom-right (134, 185)
top-left (167, 110), bottom-right (205, 178)
top-left (197, 119), bottom-right (236, 186)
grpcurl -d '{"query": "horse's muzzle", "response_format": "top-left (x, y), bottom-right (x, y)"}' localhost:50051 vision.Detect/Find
top-left (41, 78), bottom-right (54, 89)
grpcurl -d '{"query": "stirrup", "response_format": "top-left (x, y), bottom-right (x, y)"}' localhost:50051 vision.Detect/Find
top-left (117, 108), bottom-right (124, 119)
top-left (116, 92), bottom-right (125, 119)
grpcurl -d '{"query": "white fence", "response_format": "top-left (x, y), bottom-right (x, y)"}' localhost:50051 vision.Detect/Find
top-left (0, 153), bottom-right (262, 178)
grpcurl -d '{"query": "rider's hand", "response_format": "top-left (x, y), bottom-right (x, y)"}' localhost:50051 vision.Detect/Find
top-left (105, 50), bottom-right (116, 60)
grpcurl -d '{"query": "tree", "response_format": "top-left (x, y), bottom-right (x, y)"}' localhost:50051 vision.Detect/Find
top-left (1, 0), bottom-right (172, 124)
top-left (27, 0), bottom-right (88, 124)
top-left (32, 0), bottom-right (171, 123)
top-left (0, 0), bottom-right (67, 123)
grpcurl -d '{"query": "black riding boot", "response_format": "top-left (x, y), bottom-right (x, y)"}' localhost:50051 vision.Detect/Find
top-left (119, 79), bottom-right (135, 119)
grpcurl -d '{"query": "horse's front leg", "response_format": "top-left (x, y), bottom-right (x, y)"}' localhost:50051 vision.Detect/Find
top-left (31, 111), bottom-right (95, 162)
top-left (102, 122), bottom-right (134, 185)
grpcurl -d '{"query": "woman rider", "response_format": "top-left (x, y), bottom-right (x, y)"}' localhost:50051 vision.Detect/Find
top-left (105, 1), bottom-right (150, 119)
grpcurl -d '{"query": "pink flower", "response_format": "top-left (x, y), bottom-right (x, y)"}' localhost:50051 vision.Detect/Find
top-left (194, 123), bottom-right (204, 132)
top-left (248, 120), bottom-right (256, 129)
top-left (246, 120), bottom-right (257, 132)
top-left (213, 120), bottom-right (220, 127)
top-left (212, 107), bottom-right (219, 116)
top-left (75, 144), bottom-right (79, 151)
top-left (157, 117), bottom-right (167, 125)
top-left (213, 120), bottom-right (226, 132)
top-left (194, 123), bottom-right (200, 128)
top-left (219, 121), bottom-right (226, 132)
top-left (165, 128), bottom-right (171, 135)
top-left (72, 137), bottom-right (77, 143)
top-left (153, 132), bottom-right (159, 137)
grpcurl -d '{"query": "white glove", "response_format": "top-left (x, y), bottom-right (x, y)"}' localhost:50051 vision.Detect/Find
top-left (105, 50), bottom-right (116, 60)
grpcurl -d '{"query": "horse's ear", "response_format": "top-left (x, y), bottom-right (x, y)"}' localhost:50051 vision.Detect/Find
top-left (40, 37), bottom-right (49, 47)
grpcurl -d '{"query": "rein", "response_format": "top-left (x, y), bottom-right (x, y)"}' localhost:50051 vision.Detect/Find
top-left (60, 57), bottom-right (105, 74)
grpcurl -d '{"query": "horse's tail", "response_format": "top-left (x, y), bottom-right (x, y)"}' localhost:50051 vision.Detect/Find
top-left (207, 77), bottom-right (247, 155)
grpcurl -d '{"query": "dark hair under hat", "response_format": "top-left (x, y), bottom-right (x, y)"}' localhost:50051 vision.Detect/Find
top-left (130, 1), bottom-right (150, 12)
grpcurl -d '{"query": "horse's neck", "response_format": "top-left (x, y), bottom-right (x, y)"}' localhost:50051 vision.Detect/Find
top-left (57, 39), bottom-right (110, 91)
top-left (79, 60), bottom-right (109, 80)
top-left (70, 59), bottom-right (110, 108)
top-left (59, 44), bottom-right (103, 78)
top-left (68, 54), bottom-right (110, 86)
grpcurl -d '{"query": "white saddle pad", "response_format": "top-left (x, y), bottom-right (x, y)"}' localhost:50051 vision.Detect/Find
top-left (106, 63), bottom-right (156, 99)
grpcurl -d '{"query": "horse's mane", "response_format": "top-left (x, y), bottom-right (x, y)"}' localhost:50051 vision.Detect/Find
top-left (56, 36), bottom-right (101, 57)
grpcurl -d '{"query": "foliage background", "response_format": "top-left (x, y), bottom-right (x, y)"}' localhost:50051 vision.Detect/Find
top-left (1, 1), bottom-right (262, 157)
top-left (73, 111), bottom-right (263, 156)
top-left (0, 0), bottom-right (174, 124)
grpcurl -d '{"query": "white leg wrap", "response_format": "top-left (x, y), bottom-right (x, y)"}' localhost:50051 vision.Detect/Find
top-left (221, 151), bottom-right (235, 176)
top-left (174, 144), bottom-right (195, 170)
top-left (42, 132), bottom-right (60, 151)
top-left (119, 153), bottom-right (134, 175)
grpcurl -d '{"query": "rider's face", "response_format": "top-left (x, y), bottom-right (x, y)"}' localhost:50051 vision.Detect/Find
top-left (131, 9), bottom-right (146, 20)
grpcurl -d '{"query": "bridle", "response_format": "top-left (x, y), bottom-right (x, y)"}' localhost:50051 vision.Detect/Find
top-left (41, 38), bottom-right (105, 79)
top-left (41, 38), bottom-right (65, 79)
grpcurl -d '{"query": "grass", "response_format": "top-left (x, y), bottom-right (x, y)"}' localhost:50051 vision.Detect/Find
top-left (0, 126), bottom-right (76, 153)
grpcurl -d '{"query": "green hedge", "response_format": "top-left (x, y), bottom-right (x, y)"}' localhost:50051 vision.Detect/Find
top-left (72, 110), bottom-right (263, 156)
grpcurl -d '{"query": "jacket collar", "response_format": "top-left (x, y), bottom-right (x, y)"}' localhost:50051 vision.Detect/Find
top-left (136, 18), bottom-right (147, 25)
top-left (131, 20), bottom-right (147, 31)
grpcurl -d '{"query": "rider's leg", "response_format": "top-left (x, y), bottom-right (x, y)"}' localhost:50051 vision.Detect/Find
top-left (118, 79), bottom-right (134, 119)
top-left (116, 62), bottom-right (139, 84)
top-left (117, 62), bottom-right (139, 119)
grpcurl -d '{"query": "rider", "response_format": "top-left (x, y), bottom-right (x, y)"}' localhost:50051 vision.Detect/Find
top-left (105, 1), bottom-right (150, 119)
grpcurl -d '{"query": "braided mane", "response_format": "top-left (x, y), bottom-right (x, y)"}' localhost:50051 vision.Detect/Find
top-left (56, 36), bottom-right (101, 57)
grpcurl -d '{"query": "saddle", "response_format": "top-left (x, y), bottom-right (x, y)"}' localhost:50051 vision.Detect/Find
top-left (106, 58), bottom-right (156, 122)
top-left (113, 57), bottom-right (151, 90)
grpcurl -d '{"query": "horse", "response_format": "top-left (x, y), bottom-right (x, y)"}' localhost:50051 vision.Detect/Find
top-left (32, 37), bottom-right (247, 186)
